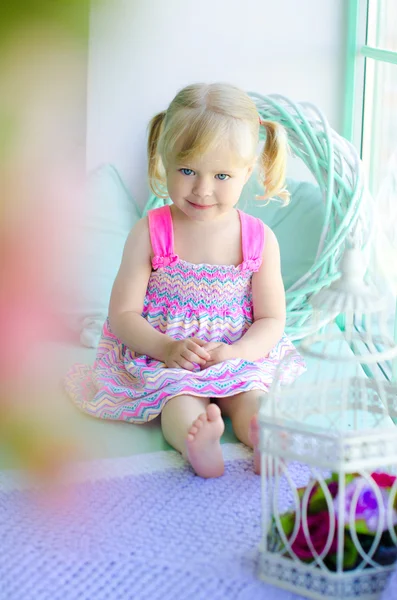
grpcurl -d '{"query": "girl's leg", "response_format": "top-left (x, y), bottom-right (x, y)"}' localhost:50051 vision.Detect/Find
top-left (215, 391), bottom-right (262, 474)
top-left (161, 395), bottom-right (225, 478)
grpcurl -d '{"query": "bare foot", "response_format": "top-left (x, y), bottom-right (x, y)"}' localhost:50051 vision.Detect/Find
top-left (186, 404), bottom-right (225, 478)
top-left (249, 414), bottom-right (261, 475)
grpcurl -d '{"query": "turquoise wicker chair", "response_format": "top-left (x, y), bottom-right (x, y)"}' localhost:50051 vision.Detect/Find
top-left (251, 93), bottom-right (370, 339)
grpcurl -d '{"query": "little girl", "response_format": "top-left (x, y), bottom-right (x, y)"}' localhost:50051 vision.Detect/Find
top-left (65, 83), bottom-right (305, 478)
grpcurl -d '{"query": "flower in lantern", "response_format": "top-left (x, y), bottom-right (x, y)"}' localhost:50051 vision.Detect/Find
top-left (290, 511), bottom-right (338, 561)
top-left (334, 476), bottom-right (397, 534)
top-left (277, 472), bottom-right (397, 570)
top-left (371, 472), bottom-right (397, 489)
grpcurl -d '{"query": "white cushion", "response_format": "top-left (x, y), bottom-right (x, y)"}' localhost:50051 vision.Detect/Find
top-left (63, 164), bottom-right (141, 347)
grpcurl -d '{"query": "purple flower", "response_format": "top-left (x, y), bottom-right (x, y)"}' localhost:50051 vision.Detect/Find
top-left (334, 477), bottom-right (397, 533)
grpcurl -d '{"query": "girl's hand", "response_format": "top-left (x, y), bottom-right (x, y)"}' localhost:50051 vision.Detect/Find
top-left (164, 338), bottom-right (211, 371)
top-left (201, 342), bottom-right (234, 368)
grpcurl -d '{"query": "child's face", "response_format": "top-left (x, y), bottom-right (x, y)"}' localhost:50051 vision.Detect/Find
top-left (166, 145), bottom-right (254, 221)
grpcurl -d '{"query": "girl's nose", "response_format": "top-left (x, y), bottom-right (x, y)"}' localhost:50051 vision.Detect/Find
top-left (192, 176), bottom-right (212, 198)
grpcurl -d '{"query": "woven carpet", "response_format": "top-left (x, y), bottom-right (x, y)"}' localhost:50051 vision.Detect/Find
top-left (0, 444), bottom-right (394, 600)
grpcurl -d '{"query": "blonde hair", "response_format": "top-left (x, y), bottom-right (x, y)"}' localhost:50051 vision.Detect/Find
top-left (147, 83), bottom-right (289, 203)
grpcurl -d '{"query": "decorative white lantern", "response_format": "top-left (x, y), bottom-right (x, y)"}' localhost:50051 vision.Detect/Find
top-left (258, 246), bottom-right (397, 600)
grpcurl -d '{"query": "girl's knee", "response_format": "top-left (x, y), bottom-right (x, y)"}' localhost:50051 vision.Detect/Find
top-left (160, 395), bottom-right (210, 453)
top-left (227, 391), bottom-right (260, 419)
top-left (161, 394), bottom-right (210, 418)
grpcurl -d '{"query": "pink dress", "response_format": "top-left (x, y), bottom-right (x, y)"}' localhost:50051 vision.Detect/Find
top-left (64, 206), bottom-right (306, 423)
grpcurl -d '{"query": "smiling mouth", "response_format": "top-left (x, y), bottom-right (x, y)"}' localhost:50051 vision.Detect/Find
top-left (187, 200), bottom-right (215, 210)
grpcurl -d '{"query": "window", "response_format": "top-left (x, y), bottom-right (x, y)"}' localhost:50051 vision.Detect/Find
top-left (362, 1), bottom-right (397, 195)
top-left (348, 0), bottom-right (397, 381)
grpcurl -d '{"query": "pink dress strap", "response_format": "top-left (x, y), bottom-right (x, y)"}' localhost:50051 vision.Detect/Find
top-left (238, 210), bottom-right (265, 272)
top-left (147, 205), bottom-right (179, 270)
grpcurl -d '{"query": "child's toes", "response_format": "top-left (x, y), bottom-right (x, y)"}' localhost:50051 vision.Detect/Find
top-left (197, 413), bottom-right (207, 425)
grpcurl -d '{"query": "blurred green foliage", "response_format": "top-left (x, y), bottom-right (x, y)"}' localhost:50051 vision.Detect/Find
top-left (0, 0), bottom-right (91, 46)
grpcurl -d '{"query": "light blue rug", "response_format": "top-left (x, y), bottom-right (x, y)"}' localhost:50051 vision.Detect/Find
top-left (0, 445), bottom-right (395, 600)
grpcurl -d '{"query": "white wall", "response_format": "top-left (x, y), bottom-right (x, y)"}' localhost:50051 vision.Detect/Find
top-left (86, 0), bottom-right (347, 207)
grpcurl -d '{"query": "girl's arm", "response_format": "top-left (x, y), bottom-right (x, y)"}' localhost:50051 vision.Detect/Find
top-left (109, 218), bottom-right (174, 362)
top-left (230, 227), bottom-right (286, 361)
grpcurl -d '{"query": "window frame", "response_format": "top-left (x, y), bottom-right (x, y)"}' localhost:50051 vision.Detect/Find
top-left (344, 0), bottom-right (397, 382)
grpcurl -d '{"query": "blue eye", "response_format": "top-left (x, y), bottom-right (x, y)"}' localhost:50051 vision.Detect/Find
top-left (180, 168), bottom-right (195, 176)
top-left (215, 174), bottom-right (230, 181)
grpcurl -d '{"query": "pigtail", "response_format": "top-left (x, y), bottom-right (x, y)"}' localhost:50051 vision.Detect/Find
top-left (258, 120), bottom-right (290, 204)
top-left (147, 111), bottom-right (168, 198)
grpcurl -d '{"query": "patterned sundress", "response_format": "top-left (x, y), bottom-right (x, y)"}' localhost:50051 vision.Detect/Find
top-left (64, 206), bottom-right (306, 422)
